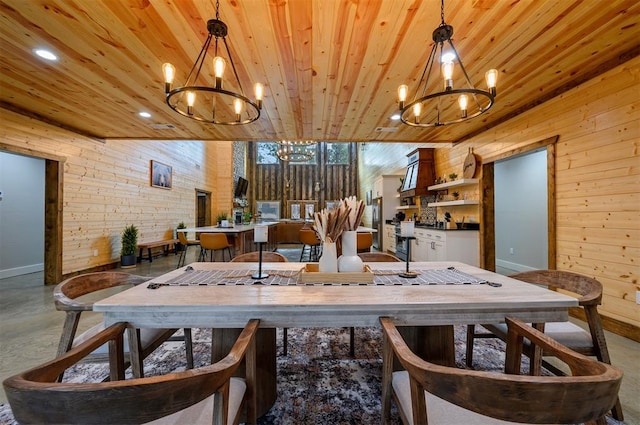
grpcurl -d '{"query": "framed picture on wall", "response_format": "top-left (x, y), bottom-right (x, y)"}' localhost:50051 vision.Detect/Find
top-left (256, 201), bottom-right (280, 220)
top-left (150, 160), bottom-right (172, 189)
top-left (291, 203), bottom-right (301, 219)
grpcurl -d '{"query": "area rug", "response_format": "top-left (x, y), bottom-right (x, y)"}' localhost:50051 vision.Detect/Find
top-left (0, 326), bottom-right (623, 425)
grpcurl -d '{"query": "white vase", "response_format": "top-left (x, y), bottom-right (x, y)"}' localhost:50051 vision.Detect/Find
top-left (338, 231), bottom-right (364, 272)
top-left (318, 242), bottom-right (338, 273)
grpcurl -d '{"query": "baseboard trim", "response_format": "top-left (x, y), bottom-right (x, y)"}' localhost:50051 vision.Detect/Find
top-left (0, 263), bottom-right (44, 279)
top-left (571, 308), bottom-right (640, 342)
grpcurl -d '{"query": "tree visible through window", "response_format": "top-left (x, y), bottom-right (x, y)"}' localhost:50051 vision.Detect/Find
top-left (256, 142), bottom-right (279, 164)
top-left (327, 143), bottom-right (349, 164)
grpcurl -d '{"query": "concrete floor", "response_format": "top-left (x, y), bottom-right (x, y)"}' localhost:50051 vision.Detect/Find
top-left (1, 249), bottom-right (638, 423)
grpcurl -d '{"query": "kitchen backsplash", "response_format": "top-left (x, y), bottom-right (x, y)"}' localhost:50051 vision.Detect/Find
top-left (419, 195), bottom-right (437, 225)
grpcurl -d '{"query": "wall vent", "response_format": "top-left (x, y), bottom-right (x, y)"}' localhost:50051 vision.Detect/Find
top-left (150, 123), bottom-right (176, 129)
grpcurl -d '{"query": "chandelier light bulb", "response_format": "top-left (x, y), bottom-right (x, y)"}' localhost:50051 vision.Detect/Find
top-left (234, 98), bottom-right (243, 122)
top-left (186, 91), bottom-right (196, 115)
top-left (254, 83), bottom-right (264, 109)
top-left (413, 103), bottom-right (421, 124)
top-left (398, 84), bottom-right (408, 109)
top-left (458, 94), bottom-right (468, 118)
top-left (213, 56), bottom-right (226, 88)
top-left (442, 60), bottom-right (454, 91)
top-left (485, 68), bottom-right (498, 96)
top-left (162, 63), bottom-right (175, 93)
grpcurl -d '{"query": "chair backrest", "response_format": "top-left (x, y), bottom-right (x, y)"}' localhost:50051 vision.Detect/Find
top-left (380, 316), bottom-right (622, 425)
top-left (357, 252), bottom-right (401, 262)
top-left (199, 233), bottom-right (230, 250)
top-left (54, 272), bottom-right (150, 310)
top-left (4, 319), bottom-right (260, 425)
top-left (231, 251), bottom-right (289, 262)
top-left (508, 270), bottom-right (602, 306)
top-left (356, 232), bottom-right (373, 251)
top-left (177, 230), bottom-right (188, 245)
top-left (299, 228), bottom-right (321, 246)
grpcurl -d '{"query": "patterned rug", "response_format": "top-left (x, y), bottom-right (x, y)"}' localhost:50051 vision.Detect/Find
top-left (0, 326), bottom-right (623, 425)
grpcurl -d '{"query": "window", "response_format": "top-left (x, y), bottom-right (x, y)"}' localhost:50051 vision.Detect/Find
top-left (326, 143), bottom-right (349, 164)
top-left (256, 142), bottom-right (279, 164)
top-left (256, 142), bottom-right (317, 164)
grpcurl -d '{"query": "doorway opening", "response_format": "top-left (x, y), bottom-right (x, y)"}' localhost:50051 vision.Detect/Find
top-left (195, 189), bottom-right (212, 228)
top-left (479, 136), bottom-right (557, 271)
top-left (0, 144), bottom-right (64, 285)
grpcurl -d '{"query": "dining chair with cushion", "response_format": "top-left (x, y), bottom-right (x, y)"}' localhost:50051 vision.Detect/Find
top-left (230, 251), bottom-right (289, 263)
top-left (199, 233), bottom-right (233, 262)
top-left (465, 269), bottom-right (623, 420)
top-left (299, 228), bottom-right (321, 262)
top-left (381, 316), bottom-right (623, 425)
top-left (230, 251), bottom-right (290, 355)
top-left (176, 230), bottom-right (200, 268)
top-left (54, 272), bottom-right (193, 379)
top-left (4, 319), bottom-right (259, 425)
top-left (356, 232), bottom-right (373, 253)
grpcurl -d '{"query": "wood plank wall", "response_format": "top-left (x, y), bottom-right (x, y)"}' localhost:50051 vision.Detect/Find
top-left (359, 57), bottom-right (640, 335)
top-left (246, 142), bottom-right (358, 216)
top-left (0, 109), bottom-right (233, 276)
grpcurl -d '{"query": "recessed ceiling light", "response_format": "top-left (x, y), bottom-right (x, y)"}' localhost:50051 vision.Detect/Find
top-left (33, 49), bottom-right (58, 61)
top-left (390, 113), bottom-right (401, 121)
top-left (139, 112), bottom-right (152, 118)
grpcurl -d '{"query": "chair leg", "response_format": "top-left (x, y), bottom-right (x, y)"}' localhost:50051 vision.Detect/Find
top-left (184, 328), bottom-right (194, 369)
top-left (299, 245), bottom-right (306, 262)
top-left (283, 328), bottom-right (288, 356)
top-left (466, 324), bottom-right (476, 367)
top-left (349, 327), bottom-right (355, 357)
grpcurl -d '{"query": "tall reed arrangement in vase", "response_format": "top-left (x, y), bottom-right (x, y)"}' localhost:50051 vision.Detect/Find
top-left (337, 196), bottom-right (366, 272)
top-left (313, 204), bottom-right (350, 272)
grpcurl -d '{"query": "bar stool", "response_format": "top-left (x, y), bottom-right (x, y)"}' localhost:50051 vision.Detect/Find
top-left (176, 231), bottom-right (200, 268)
top-left (299, 228), bottom-right (321, 262)
top-left (199, 233), bottom-right (233, 262)
top-left (356, 232), bottom-right (373, 253)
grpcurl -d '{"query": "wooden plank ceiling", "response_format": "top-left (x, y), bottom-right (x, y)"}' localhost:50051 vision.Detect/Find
top-left (1, 0), bottom-right (638, 143)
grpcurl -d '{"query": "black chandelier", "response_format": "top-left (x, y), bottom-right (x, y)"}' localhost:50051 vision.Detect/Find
top-left (397, 0), bottom-right (498, 127)
top-left (276, 141), bottom-right (316, 162)
top-left (162, 0), bottom-right (263, 125)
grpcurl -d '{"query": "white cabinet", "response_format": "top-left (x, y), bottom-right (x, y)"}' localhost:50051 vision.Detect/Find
top-left (384, 224), bottom-right (397, 253)
top-left (411, 229), bottom-right (479, 266)
top-left (411, 229), bottom-right (429, 261)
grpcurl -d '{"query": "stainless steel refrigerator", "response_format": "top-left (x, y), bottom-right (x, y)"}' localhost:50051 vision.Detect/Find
top-left (372, 197), bottom-right (382, 249)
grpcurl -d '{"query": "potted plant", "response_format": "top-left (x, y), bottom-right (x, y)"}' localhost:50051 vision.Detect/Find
top-left (120, 224), bottom-right (138, 268)
top-left (243, 211), bottom-right (252, 224)
top-left (452, 191), bottom-right (460, 200)
top-left (216, 212), bottom-right (229, 227)
top-left (448, 173), bottom-right (458, 181)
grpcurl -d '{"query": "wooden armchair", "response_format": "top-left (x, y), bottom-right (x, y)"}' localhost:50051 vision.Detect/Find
top-left (465, 269), bottom-right (623, 420)
top-left (381, 316), bottom-right (623, 425)
top-left (54, 272), bottom-right (193, 378)
top-left (4, 319), bottom-right (259, 425)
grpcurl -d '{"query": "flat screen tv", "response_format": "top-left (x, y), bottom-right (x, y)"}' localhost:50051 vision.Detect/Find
top-left (234, 177), bottom-right (248, 198)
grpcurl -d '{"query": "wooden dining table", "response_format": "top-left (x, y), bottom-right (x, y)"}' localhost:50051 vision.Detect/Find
top-left (94, 261), bottom-right (576, 417)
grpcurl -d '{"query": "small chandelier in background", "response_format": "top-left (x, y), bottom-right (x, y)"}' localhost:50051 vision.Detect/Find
top-left (397, 0), bottom-right (498, 128)
top-left (276, 141), bottom-right (316, 162)
top-left (162, 0), bottom-right (263, 125)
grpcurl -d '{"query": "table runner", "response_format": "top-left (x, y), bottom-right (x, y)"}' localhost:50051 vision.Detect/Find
top-left (147, 266), bottom-right (500, 288)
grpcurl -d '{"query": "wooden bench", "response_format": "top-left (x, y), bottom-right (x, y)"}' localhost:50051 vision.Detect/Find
top-left (137, 238), bottom-right (179, 263)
